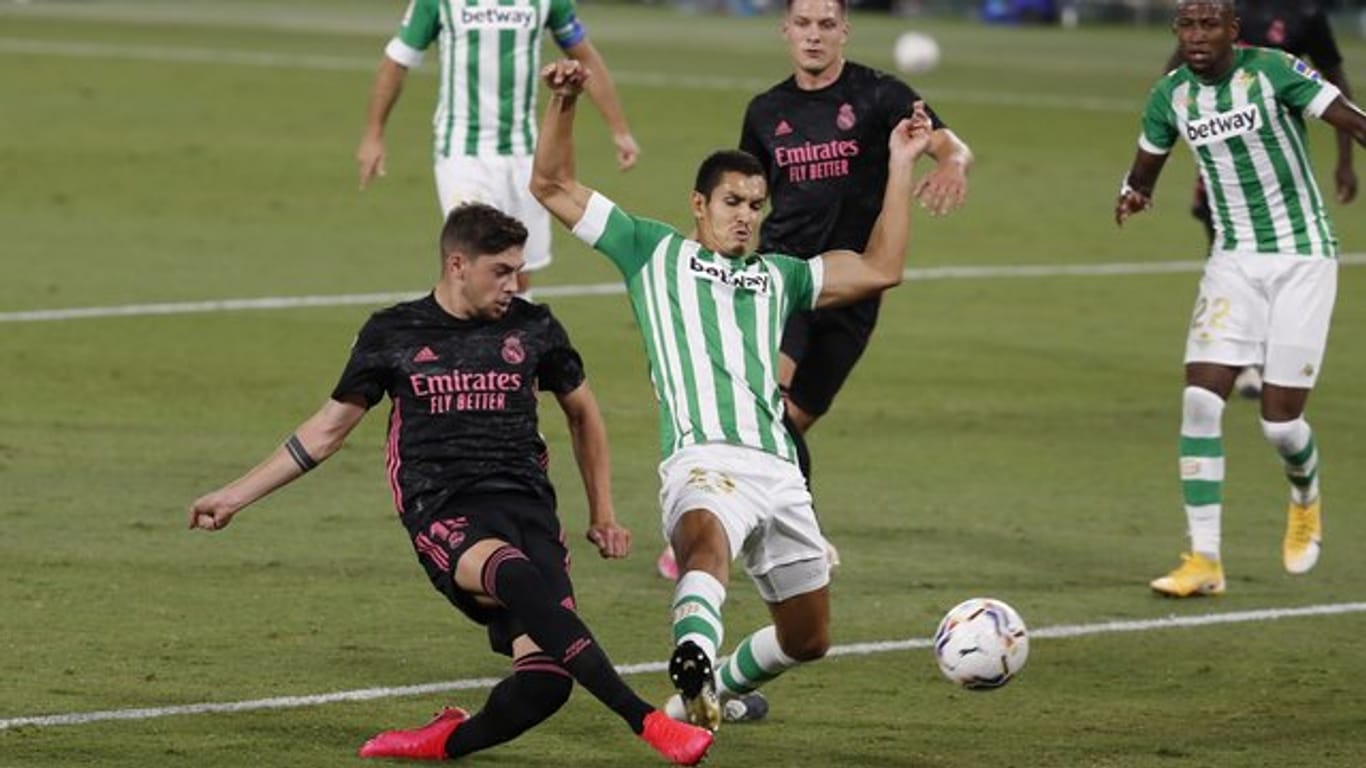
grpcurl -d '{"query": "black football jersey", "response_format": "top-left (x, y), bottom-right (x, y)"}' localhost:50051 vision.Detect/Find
top-left (739, 60), bottom-right (945, 258)
top-left (332, 294), bottom-right (585, 525)
top-left (1237, 1), bottom-right (1343, 70)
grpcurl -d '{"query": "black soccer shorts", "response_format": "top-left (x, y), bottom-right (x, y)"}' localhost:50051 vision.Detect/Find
top-left (405, 492), bottom-right (576, 657)
top-left (779, 294), bottom-right (882, 418)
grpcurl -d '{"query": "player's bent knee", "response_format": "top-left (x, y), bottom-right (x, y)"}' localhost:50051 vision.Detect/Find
top-left (454, 537), bottom-right (515, 597)
top-left (1182, 386), bottom-right (1225, 433)
top-left (773, 621), bottom-right (829, 662)
top-left (783, 633), bottom-right (830, 662)
top-left (1260, 416), bottom-right (1309, 453)
top-left (764, 561), bottom-right (831, 661)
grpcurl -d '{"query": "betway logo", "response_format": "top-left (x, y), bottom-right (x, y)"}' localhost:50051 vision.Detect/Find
top-left (1185, 105), bottom-right (1261, 147)
top-left (689, 255), bottom-right (771, 295)
top-left (460, 6), bottom-right (537, 30)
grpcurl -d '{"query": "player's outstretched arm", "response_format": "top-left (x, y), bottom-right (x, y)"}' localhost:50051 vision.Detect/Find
top-left (563, 40), bottom-right (640, 171)
top-left (1115, 149), bottom-right (1168, 227)
top-left (1321, 95), bottom-right (1366, 150)
top-left (555, 382), bottom-right (630, 559)
top-left (817, 103), bottom-right (932, 309)
top-left (356, 57), bottom-right (409, 190)
top-left (914, 128), bottom-right (973, 216)
top-left (188, 397), bottom-right (368, 531)
top-left (530, 60), bottom-right (598, 230)
top-left (1319, 66), bottom-right (1358, 203)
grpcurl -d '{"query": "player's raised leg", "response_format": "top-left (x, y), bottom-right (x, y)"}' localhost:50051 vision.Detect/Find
top-left (1260, 379), bottom-right (1323, 575)
top-left (1259, 258), bottom-right (1334, 576)
top-left (1263, 413), bottom-right (1322, 574)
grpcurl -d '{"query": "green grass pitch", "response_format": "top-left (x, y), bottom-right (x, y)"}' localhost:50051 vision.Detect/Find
top-left (3, 2), bottom-right (1366, 766)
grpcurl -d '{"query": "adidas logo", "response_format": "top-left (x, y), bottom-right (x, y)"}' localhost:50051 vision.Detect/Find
top-left (413, 346), bottom-right (439, 363)
top-left (774, 120), bottom-right (793, 137)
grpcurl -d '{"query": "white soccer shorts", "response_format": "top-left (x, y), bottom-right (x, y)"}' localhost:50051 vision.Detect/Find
top-left (434, 154), bottom-right (552, 272)
top-left (1184, 250), bottom-right (1337, 388)
top-left (658, 442), bottom-right (830, 602)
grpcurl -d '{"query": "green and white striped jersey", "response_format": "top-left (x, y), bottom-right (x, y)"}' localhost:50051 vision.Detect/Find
top-left (1139, 47), bottom-right (1341, 257)
top-left (573, 193), bottom-right (824, 463)
top-left (386, 0), bottom-right (583, 158)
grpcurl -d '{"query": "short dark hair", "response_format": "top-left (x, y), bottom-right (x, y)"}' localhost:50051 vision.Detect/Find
top-left (440, 203), bottom-right (528, 262)
top-left (693, 150), bottom-right (765, 200)
top-left (786, 0), bottom-right (847, 12)
top-left (1175, 0), bottom-right (1234, 13)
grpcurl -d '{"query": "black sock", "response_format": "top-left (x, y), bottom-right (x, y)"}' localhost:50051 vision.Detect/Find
top-left (783, 411), bottom-right (813, 488)
top-left (445, 653), bottom-right (573, 757)
top-left (483, 546), bottom-right (653, 733)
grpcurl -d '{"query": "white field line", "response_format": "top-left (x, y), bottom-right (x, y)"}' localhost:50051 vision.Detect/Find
top-left (4, 255), bottom-right (1364, 324)
top-left (4, 601), bottom-right (1365, 731)
top-left (0, 36), bottom-right (1137, 110)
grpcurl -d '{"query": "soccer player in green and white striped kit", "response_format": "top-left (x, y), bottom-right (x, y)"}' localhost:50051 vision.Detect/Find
top-left (1115, 0), bottom-right (1366, 597)
top-left (356, 0), bottom-right (638, 297)
top-left (532, 59), bottom-right (933, 731)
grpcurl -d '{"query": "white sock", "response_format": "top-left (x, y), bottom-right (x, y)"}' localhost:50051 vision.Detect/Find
top-left (672, 570), bottom-right (726, 661)
top-left (1261, 417), bottom-right (1319, 505)
top-left (1180, 386), bottom-right (1225, 561)
top-left (715, 625), bottom-right (798, 697)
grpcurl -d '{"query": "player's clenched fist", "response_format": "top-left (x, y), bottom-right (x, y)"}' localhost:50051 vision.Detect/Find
top-left (889, 101), bottom-right (933, 161)
top-left (188, 492), bottom-right (240, 531)
top-left (542, 59), bottom-right (589, 98)
top-left (1114, 181), bottom-right (1153, 227)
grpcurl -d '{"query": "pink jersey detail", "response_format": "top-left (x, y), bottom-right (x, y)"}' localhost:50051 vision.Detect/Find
top-left (386, 399), bottom-right (405, 514)
top-left (414, 532), bottom-right (451, 572)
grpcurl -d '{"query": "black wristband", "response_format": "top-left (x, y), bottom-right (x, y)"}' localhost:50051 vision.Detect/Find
top-left (285, 434), bottom-right (319, 473)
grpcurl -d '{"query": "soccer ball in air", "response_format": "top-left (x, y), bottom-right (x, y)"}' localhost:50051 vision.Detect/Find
top-left (932, 597), bottom-right (1029, 690)
top-left (893, 31), bottom-right (940, 75)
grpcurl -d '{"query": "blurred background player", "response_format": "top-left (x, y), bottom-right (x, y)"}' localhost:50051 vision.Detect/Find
top-left (1116, 0), bottom-right (1366, 598)
top-left (655, 0), bottom-right (973, 581)
top-left (189, 204), bottom-right (711, 766)
top-left (531, 58), bottom-right (934, 733)
top-left (1165, 0), bottom-right (1356, 399)
top-left (355, 0), bottom-right (640, 297)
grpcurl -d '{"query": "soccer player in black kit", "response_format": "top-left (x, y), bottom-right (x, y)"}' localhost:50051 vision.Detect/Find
top-left (656, 0), bottom-right (974, 585)
top-left (188, 204), bottom-right (713, 766)
top-left (1164, 0), bottom-right (1356, 399)
top-left (749, 0), bottom-right (973, 465)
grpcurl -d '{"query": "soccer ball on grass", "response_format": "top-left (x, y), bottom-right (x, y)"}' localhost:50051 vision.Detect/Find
top-left (932, 597), bottom-right (1029, 690)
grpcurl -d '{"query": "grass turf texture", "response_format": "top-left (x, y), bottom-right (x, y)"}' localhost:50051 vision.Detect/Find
top-left (3, 3), bottom-right (1366, 766)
